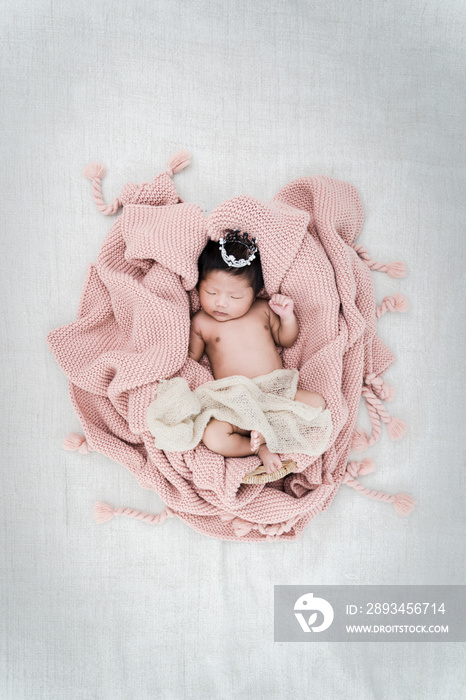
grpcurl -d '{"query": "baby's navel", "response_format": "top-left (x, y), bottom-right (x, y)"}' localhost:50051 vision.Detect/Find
top-left (215, 337), bottom-right (220, 342)
top-left (264, 325), bottom-right (269, 330)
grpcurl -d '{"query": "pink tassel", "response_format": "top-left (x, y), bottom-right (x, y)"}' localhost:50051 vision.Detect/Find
top-left (386, 261), bottom-right (407, 278)
top-left (63, 432), bottom-right (90, 454)
top-left (393, 292), bottom-right (409, 312)
top-left (376, 293), bottom-right (410, 318)
top-left (359, 386), bottom-right (406, 445)
top-left (231, 518), bottom-right (254, 537)
top-left (358, 458), bottom-right (375, 476)
top-left (82, 162), bottom-right (106, 180)
top-left (343, 463), bottom-right (417, 517)
top-left (364, 374), bottom-right (396, 402)
top-left (344, 459), bottom-right (374, 481)
top-left (386, 386), bottom-right (396, 401)
top-left (165, 150), bottom-right (191, 177)
top-left (93, 502), bottom-right (175, 525)
top-left (393, 493), bottom-right (417, 516)
top-left (264, 523), bottom-right (281, 536)
top-left (357, 482), bottom-right (416, 517)
top-left (373, 382), bottom-right (395, 402)
top-left (82, 162), bottom-right (121, 215)
top-left (352, 245), bottom-right (407, 278)
top-left (386, 416), bottom-right (408, 441)
top-left (351, 428), bottom-right (370, 452)
top-left (220, 513), bottom-right (254, 537)
top-left (219, 512), bottom-right (236, 523)
top-left (219, 512), bottom-right (302, 539)
top-left (94, 501), bottom-right (115, 523)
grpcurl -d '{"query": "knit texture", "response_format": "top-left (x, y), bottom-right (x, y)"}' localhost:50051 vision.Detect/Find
top-left (146, 368), bottom-right (333, 455)
top-left (47, 156), bottom-right (408, 541)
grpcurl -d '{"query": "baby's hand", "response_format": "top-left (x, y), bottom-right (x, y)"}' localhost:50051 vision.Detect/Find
top-left (268, 294), bottom-right (294, 319)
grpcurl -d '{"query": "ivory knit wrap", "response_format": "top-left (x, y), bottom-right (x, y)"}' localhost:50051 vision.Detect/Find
top-left (146, 368), bottom-right (333, 456)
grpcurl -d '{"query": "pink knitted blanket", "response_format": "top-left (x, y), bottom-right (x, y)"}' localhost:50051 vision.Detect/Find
top-left (47, 151), bottom-right (415, 541)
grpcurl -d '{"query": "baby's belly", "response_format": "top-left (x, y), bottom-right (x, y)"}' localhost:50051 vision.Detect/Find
top-left (210, 349), bottom-right (284, 380)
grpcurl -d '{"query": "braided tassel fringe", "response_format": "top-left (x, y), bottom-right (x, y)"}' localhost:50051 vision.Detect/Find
top-left (364, 373), bottom-right (396, 402)
top-left (82, 149), bottom-right (191, 215)
top-left (351, 384), bottom-right (407, 451)
top-left (351, 240), bottom-right (409, 452)
top-left (164, 149), bottom-right (191, 177)
top-left (376, 292), bottom-right (409, 318)
top-left (82, 162), bottom-right (122, 215)
top-left (343, 460), bottom-right (416, 516)
top-left (352, 244), bottom-right (407, 278)
top-left (63, 432), bottom-right (90, 454)
top-left (219, 511), bottom-right (303, 540)
top-left (61, 434), bottom-right (176, 527)
top-left (94, 502), bottom-right (176, 526)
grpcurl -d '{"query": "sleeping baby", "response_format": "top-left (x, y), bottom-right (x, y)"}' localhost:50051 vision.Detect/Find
top-left (184, 229), bottom-right (330, 474)
top-left (146, 229), bottom-right (332, 472)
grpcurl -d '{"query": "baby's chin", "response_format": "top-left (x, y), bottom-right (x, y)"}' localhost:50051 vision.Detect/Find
top-left (210, 311), bottom-right (232, 321)
top-left (206, 310), bottom-right (246, 321)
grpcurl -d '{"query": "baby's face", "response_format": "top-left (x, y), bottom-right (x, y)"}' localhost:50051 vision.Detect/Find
top-left (198, 270), bottom-right (255, 321)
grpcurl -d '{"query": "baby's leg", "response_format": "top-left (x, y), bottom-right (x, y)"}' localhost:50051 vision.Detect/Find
top-left (294, 389), bottom-right (327, 410)
top-left (202, 419), bottom-right (254, 457)
top-left (248, 391), bottom-right (325, 473)
top-left (202, 421), bottom-right (283, 473)
top-left (249, 390), bottom-right (326, 472)
top-left (250, 431), bottom-right (283, 473)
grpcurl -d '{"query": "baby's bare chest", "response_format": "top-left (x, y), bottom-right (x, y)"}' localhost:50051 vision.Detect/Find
top-left (198, 310), bottom-right (283, 379)
top-left (204, 316), bottom-right (272, 352)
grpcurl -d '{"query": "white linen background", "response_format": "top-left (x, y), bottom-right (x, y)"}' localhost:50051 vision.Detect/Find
top-left (1, 0), bottom-right (465, 697)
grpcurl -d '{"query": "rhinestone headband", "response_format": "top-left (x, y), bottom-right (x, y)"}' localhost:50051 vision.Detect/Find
top-left (218, 229), bottom-right (258, 268)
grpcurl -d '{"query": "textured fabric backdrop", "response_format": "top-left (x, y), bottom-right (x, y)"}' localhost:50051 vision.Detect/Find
top-left (1, 0), bottom-right (465, 698)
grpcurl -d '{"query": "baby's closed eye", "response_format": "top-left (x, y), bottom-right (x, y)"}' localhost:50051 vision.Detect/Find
top-left (205, 292), bottom-right (243, 299)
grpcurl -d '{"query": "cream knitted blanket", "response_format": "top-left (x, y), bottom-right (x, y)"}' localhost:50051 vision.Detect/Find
top-left (47, 151), bottom-right (414, 542)
top-left (146, 368), bottom-right (333, 455)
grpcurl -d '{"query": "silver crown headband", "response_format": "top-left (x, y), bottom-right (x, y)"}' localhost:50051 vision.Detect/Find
top-left (218, 229), bottom-right (258, 268)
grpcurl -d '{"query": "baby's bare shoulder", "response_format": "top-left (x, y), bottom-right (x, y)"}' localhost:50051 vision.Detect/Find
top-left (191, 309), bottom-right (209, 335)
top-left (252, 298), bottom-right (271, 316)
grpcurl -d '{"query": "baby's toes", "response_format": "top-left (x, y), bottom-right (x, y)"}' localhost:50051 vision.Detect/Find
top-left (250, 430), bottom-right (265, 452)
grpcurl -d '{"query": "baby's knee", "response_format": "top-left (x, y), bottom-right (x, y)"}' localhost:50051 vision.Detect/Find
top-left (202, 419), bottom-right (230, 452)
top-left (295, 389), bottom-right (327, 410)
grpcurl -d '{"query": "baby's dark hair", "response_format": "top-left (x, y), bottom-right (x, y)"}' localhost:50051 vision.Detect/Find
top-left (196, 230), bottom-right (264, 297)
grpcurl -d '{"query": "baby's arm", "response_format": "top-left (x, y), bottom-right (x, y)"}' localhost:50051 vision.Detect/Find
top-left (188, 313), bottom-right (206, 362)
top-left (268, 294), bottom-right (299, 348)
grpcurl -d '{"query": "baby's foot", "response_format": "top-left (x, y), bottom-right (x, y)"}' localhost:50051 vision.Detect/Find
top-left (257, 444), bottom-right (283, 474)
top-left (250, 430), bottom-right (266, 453)
top-left (250, 431), bottom-right (282, 473)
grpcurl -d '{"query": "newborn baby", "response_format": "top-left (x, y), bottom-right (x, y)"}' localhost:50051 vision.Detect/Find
top-left (188, 230), bottom-right (327, 474)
